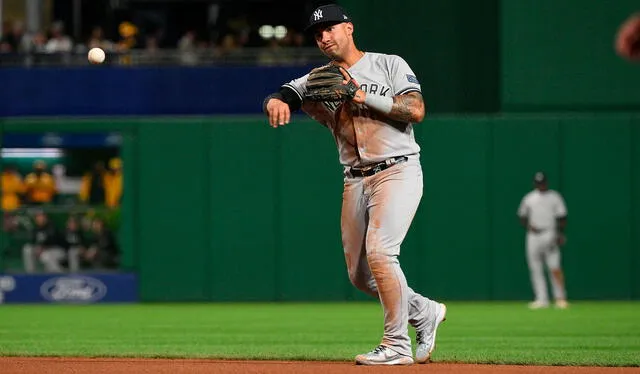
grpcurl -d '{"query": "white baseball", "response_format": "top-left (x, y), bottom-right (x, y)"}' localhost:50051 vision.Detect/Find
top-left (88, 47), bottom-right (106, 64)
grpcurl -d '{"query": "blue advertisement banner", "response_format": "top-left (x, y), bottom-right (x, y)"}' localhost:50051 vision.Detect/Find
top-left (0, 65), bottom-right (316, 117)
top-left (0, 273), bottom-right (138, 304)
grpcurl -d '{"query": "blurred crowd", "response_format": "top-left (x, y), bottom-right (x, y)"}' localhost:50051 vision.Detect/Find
top-left (0, 16), bottom-right (315, 66)
top-left (1, 158), bottom-right (123, 273)
top-left (2, 158), bottom-right (123, 211)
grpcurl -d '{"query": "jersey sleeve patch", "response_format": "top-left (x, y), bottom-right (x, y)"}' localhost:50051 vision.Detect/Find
top-left (406, 74), bottom-right (419, 84)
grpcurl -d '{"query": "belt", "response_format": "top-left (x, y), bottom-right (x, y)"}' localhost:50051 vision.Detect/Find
top-left (346, 156), bottom-right (408, 178)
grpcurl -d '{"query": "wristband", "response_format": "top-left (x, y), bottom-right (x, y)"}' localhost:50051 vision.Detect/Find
top-left (364, 94), bottom-right (393, 114)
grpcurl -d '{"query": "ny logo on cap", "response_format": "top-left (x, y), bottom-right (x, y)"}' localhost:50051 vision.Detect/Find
top-left (313, 9), bottom-right (323, 21)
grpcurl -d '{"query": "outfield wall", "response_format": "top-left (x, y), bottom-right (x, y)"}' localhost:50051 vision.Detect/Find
top-left (339, 0), bottom-right (640, 112)
top-left (1, 114), bottom-right (638, 301)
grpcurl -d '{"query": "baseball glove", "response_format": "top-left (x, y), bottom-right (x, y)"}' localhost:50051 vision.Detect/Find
top-left (304, 64), bottom-right (359, 102)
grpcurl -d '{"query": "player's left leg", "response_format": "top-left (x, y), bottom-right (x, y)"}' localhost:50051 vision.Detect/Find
top-left (342, 173), bottom-right (432, 328)
top-left (545, 245), bottom-right (568, 308)
top-left (356, 157), bottom-right (444, 364)
top-left (526, 233), bottom-right (549, 308)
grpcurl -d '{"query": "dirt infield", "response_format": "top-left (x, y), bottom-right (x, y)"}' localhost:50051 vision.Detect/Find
top-left (2, 357), bottom-right (640, 374)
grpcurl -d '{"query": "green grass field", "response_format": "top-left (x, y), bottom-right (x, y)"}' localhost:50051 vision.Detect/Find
top-left (0, 301), bottom-right (639, 366)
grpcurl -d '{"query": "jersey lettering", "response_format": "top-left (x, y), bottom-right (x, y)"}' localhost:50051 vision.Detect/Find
top-left (359, 83), bottom-right (390, 97)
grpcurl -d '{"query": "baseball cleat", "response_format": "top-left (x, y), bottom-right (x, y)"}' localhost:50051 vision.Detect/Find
top-left (355, 345), bottom-right (414, 365)
top-left (555, 300), bottom-right (569, 309)
top-left (415, 302), bottom-right (447, 364)
top-left (528, 301), bottom-right (550, 310)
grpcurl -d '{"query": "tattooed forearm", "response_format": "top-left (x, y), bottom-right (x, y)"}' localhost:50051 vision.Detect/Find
top-left (389, 92), bottom-right (425, 123)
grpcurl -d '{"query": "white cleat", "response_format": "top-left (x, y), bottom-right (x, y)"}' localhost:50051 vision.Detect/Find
top-left (415, 302), bottom-right (447, 364)
top-left (528, 301), bottom-right (550, 310)
top-left (355, 345), bottom-right (414, 365)
top-left (555, 300), bottom-right (569, 309)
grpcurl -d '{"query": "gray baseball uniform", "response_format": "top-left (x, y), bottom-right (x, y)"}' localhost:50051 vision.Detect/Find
top-left (517, 189), bottom-right (568, 304)
top-left (284, 52), bottom-right (439, 357)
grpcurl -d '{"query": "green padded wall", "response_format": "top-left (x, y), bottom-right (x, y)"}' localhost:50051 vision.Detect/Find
top-left (338, 0), bottom-right (499, 113)
top-left (136, 120), bottom-right (209, 301)
top-left (208, 119), bottom-right (279, 301)
top-left (633, 116), bottom-right (640, 299)
top-left (560, 116), bottom-right (632, 299)
top-left (279, 120), bottom-right (348, 301)
top-left (1, 114), bottom-right (638, 301)
top-left (419, 117), bottom-right (492, 300)
top-left (501, 0), bottom-right (640, 110)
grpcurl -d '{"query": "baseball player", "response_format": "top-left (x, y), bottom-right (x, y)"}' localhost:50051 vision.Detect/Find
top-left (262, 4), bottom-right (446, 366)
top-left (517, 172), bottom-right (569, 309)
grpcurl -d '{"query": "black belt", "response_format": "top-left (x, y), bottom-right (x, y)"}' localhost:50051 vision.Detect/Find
top-left (347, 156), bottom-right (408, 178)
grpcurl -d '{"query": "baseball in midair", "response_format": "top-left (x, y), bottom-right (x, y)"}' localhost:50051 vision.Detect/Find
top-left (88, 47), bottom-right (106, 64)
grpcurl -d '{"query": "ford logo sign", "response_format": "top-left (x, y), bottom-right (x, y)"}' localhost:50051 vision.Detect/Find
top-left (40, 276), bottom-right (107, 303)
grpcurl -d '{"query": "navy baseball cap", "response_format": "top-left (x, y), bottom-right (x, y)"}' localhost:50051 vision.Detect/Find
top-left (305, 4), bottom-right (352, 32)
top-left (534, 171), bottom-right (547, 183)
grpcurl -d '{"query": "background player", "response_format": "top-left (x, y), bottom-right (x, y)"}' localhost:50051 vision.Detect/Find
top-left (517, 172), bottom-right (569, 309)
top-left (262, 4), bottom-right (446, 366)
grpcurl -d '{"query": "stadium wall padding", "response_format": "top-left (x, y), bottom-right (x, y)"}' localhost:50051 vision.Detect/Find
top-left (1, 113), bottom-right (638, 301)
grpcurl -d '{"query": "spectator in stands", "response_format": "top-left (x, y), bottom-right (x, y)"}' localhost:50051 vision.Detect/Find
top-left (2, 164), bottom-right (25, 212)
top-left (22, 211), bottom-right (65, 273)
top-left (280, 30), bottom-right (309, 65)
top-left (178, 30), bottom-right (198, 65)
top-left (87, 26), bottom-right (115, 52)
top-left (61, 216), bottom-right (85, 273)
top-left (44, 21), bottom-right (73, 53)
top-left (117, 21), bottom-right (137, 52)
top-left (142, 35), bottom-right (160, 63)
top-left (79, 161), bottom-right (107, 206)
top-left (116, 21), bottom-right (138, 65)
top-left (51, 163), bottom-right (74, 199)
top-left (214, 34), bottom-right (242, 60)
top-left (0, 20), bottom-right (27, 53)
top-left (105, 158), bottom-right (123, 209)
top-left (10, 21), bottom-right (27, 53)
top-left (0, 41), bottom-right (10, 53)
top-left (80, 218), bottom-right (119, 270)
top-left (2, 164), bottom-right (25, 234)
top-left (258, 37), bottom-right (284, 66)
top-left (24, 160), bottom-right (57, 205)
top-left (28, 31), bottom-right (48, 53)
top-left (0, 21), bottom-right (12, 52)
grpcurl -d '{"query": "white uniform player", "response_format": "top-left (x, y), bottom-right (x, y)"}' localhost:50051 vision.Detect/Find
top-left (517, 172), bottom-right (569, 309)
top-left (263, 4), bottom-right (446, 366)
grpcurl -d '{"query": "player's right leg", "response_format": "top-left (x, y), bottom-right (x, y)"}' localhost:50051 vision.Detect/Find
top-left (526, 233), bottom-right (549, 308)
top-left (545, 246), bottom-right (568, 308)
top-left (347, 250), bottom-right (433, 325)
